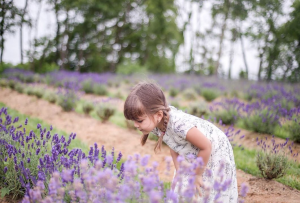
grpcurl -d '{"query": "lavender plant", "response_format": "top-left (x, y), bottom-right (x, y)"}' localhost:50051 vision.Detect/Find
top-left (169, 87), bottom-right (179, 97)
top-left (43, 92), bottom-right (57, 104)
top-left (81, 101), bottom-right (95, 115)
top-left (182, 89), bottom-right (197, 101)
top-left (211, 98), bottom-right (243, 125)
top-left (187, 102), bottom-right (209, 118)
top-left (81, 79), bottom-right (94, 94)
top-left (96, 103), bottom-right (116, 123)
top-left (23, 154), bottom-right (249, 203)
top-left (255, 136), bottom-right (296, 179)
top-left (93, 84), bottom-right (107, 96)
top-left (0, 107), bottom-right (123, 199)
top-left (201, 89), bottom-right (220, 102)
top-left (0, 78), bottom-right (9, 87)
top-left (57, 81), bottom-right (80, 112)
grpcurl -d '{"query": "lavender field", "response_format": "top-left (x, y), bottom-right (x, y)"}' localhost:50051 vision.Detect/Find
top-left (1, 68), bottom-right (300, 203)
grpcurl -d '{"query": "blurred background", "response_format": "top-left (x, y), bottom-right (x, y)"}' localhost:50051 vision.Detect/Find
top-left (1, 0), bottom-right (299, 82)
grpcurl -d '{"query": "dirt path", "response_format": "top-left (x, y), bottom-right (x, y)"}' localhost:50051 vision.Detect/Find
top-left (1, 87), bottom-right (300, 203)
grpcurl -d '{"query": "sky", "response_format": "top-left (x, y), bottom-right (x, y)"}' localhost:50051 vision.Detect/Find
top-left (3, 0), bottom-right (292, 80)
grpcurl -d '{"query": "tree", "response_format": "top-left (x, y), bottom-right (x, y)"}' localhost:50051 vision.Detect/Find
top-left (0, 0), bottom-right (18, 63)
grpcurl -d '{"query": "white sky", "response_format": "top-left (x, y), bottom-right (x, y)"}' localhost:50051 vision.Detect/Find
top-left (3, 0), bottom-right (292, 80)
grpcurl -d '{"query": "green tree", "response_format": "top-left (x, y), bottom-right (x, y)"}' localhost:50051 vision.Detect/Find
top-left (0, 0), bottom-right (18, 63)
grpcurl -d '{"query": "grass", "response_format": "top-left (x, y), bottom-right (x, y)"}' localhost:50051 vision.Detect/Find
top-left (233, 145), bottom-right (300, 190)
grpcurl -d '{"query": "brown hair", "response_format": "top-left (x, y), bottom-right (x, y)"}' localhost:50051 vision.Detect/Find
top-left (124, 81), bottom-right (170, 153)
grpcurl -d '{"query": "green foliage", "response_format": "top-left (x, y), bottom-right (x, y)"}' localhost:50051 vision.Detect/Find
top-left (239, 70), bottom-right (248, 79)
top-left (96, 103), bottom-right (116, 122)
top-left (213, 109), bottom-right (239, 125)
top-left (0, 78), bottom-right (9, 87)
top-left (256, 150), bottom-right (289, 179)
top-left (33, 88), bottom-right (44, 98)
top-left (116, 61), bottom-right (147, 75)
top-left (169, 87), bottom-right (179, 97)
top-left (242, 110), bottom-right (279, 134)
top-left (182, 89), bottom-right (197, 100)
top-left (244, 89), bottom-right (257, 101)
top-left (288, 118), bottom-right (300, 143)
top-left (57, 92), bottom-right (78, 112)
top-left (8, 80), bottom-right (16, 90)
top-left (81, 79), bottom-right (94, 94)
top-left (201, 89), bottom-right (219, 102)
top-left (82, 101), bottom-right (95, 115)
top-left (187, 102), bottom-right (209, 118)
top-left (43, 92), bottom-right (57, 104)
top-left (93, 84), bottom-right (107, 96)
top-left (0, 62), bottom-right (13, 74)
top-left (14, 83), bottom-right (25, 93)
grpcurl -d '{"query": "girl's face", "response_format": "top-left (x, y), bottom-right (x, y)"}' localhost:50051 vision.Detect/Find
top-left (133, 112), bottom-right (162, 135)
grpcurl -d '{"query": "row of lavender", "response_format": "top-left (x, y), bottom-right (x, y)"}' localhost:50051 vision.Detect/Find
top-left (2, 68), bottom-right (300, 141)
top-left (0, 107), bottom-right (249, 202)
top-left (2, 68), bottom-right (300, 139)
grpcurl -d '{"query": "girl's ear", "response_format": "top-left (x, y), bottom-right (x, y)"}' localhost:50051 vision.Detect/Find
top-left (156, 110), bottom-right (163, 120)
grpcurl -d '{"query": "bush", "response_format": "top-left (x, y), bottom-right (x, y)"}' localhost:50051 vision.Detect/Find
top-left (213, 109), bottom-right (239, 125)
top-left (15, 83), bottom-right (25, 93)
top-left (81, 79), bottom-right (94, 94)
top-left (288, 118), bottom-right (300, 143)
top-left (33, 88), bottom-right (44, 98)
top-left (187, 102), bottom-right (209, 118)
top-left (242, 109), bottom-right (279, 134)
top-left (183, 88), bottom-right (197, 100)
top-left (201, 88), bottom-right (219, 102)
top-left (0, 108), bottom-right (77, 198)
top-left (256, 137), bottom-right (290, 179)
top-left (44, 92), bottom-right (57, 103)
top-left (82, 101), bottom-right (95, 115)
top-left (23, 153), bottom-right (248, 203)
top-left (96, 103), bottom-right (116, 122)
top-left (93, 84), bottom-right (107, 96)
top-left (8, 80), bottom-right (16, 89)
top-left (0, 107), bottom-right (120, 199)
top-left (0, 78), bottom-right (9, 87)
top-left (169, 87), bottom-right (179, 97)
top-left (57, 91), bottom-right (78, 112)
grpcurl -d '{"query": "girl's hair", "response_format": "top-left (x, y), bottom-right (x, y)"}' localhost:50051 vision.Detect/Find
top-left (124, 81), bottom-right (170, 153)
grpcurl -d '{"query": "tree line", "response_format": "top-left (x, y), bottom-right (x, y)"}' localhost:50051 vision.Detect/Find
top-left (0, 0), bottom-right (299, 82)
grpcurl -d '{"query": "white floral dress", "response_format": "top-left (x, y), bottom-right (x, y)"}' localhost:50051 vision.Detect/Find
top-left (152, 106), bottom-right (238, 202)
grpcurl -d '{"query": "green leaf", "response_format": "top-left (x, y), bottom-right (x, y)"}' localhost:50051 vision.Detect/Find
top-left (1, 187), bottom-right (10, 198)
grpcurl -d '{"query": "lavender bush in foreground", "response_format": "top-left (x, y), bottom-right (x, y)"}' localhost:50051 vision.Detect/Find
top-left (23, 154), bottom-right (249, 203)
top-left (0, 107), bottom-right (122, 199)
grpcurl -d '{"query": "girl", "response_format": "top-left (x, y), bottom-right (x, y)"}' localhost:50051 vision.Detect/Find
top-left (124, 82), bottom-right (238, 202)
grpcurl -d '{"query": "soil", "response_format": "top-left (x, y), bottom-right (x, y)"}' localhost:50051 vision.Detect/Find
top-left (1, 87), bottom-right (300, 203)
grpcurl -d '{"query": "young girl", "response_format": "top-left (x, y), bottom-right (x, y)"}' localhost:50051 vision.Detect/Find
top-left (124, 82), bottom-right (238, 202)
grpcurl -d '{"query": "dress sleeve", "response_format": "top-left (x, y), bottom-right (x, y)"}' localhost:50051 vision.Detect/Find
top-left (172, 114), bottom-right (196, 140)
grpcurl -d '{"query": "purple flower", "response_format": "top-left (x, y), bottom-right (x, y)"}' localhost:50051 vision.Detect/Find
top-left (141, 155), bottom-right (150, 167)
top-left (4, 167), bottom-right (8, 173)
top-left (240, 183), bottom-right (249, 197)
top-left (37, 123), bottom-right (41, 129)
top-left (25, 118), bottom-right (28, 125)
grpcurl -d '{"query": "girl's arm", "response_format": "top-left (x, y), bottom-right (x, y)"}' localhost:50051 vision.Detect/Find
top-left (170, 148), bottom-right (179, 171)
top-left (186, 127), bottom-right (212, 177)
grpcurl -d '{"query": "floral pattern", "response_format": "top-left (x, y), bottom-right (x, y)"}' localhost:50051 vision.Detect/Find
top-left (152, 106), bottom-right (238, 202)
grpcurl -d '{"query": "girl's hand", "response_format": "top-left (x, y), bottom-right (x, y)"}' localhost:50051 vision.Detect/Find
top-left (195, 176), bottom-right (204, 197)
